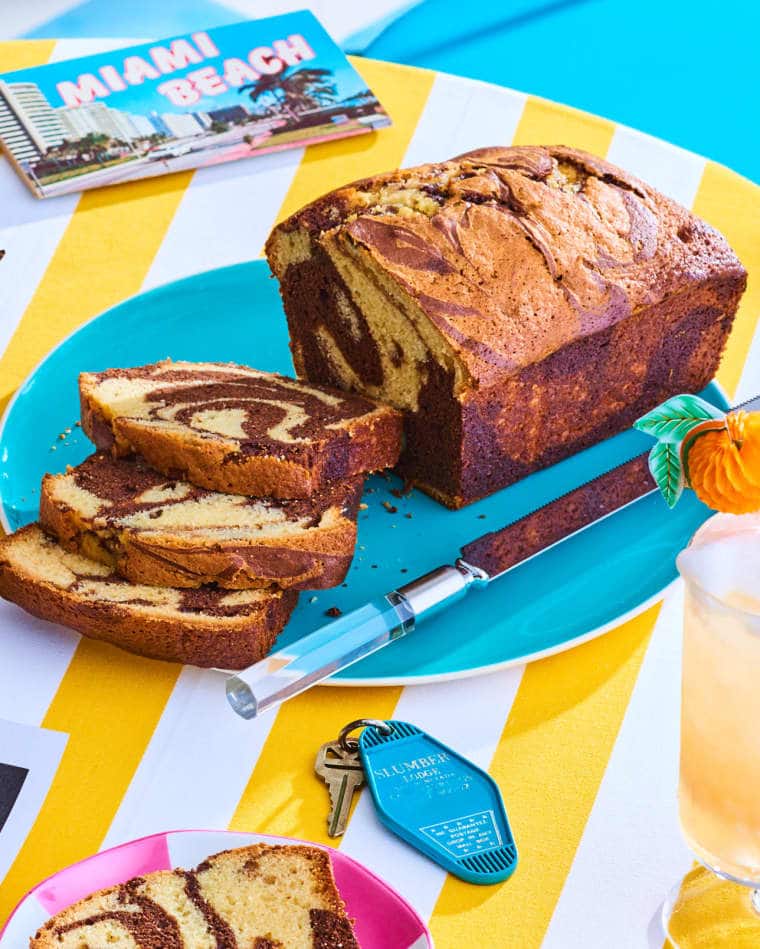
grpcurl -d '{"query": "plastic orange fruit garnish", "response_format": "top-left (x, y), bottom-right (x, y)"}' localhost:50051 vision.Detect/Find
top-left (686, 410), bottom-right (760, 514)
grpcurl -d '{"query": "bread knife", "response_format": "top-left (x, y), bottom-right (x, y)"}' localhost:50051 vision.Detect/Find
top-left (226, 393), bottom-right (760, 718)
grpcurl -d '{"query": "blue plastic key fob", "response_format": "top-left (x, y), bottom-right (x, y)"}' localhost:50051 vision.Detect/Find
top-left (358, 720), bottom-right (517, 884)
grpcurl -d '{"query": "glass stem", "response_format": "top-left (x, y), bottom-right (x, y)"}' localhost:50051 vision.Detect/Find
top-left (752, 889), bottom-right (760, 916)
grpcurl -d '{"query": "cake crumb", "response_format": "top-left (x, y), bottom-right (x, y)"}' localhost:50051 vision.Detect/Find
top-left (404, 513), bottom-right (413, 519)
top-left (359, 503), bottom-right (368, 510)
top-left (382, 501), bottom-right (398, 513)
top-left (325, 606), bottom-right (342, 618)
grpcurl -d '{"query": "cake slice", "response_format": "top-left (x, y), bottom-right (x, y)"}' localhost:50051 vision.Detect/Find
top-left (41, 453), bottom-right (363, 590)
top-left (0, 525), bottom-right (297, 668)
top-left (30, 843), bottom-right (359, 948)
top-left (266, 144), bottom-right (746, 507)
top-left (80, 360), bottom-right (402, 498)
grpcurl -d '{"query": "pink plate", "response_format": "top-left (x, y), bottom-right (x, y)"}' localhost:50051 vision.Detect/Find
top-left (0, 829), bottom-right (433, 948)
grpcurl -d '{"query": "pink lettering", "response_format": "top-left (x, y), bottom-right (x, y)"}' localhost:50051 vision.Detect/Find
top-left (192, 31), bottom-right (219, 58)
top-left (222, 57), bottom-right (259, 87)
top-left (150, 39), bottom-right (203, 74)
top-left (248, 46), bottom-right (283, 76)
top-left (272, 34), bottom-right (316, 67)
top-left (186, 66), bottom-right (227, 97)
top-left (56, 74), bottom-right (110, 106)
top-left (123, 56), bottom-right (160, 85)
top-left (157, 78), bottom-right (201, 106)
top-left (98, 65), bottom-right (127, 92)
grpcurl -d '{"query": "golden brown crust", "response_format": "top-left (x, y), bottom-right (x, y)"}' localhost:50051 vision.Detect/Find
top-left (79, 361), bottom-right (402, 498)
top-left (39, 454), bottom-right (362, 591)
top-left (31, 843), bottom-right (358, 949)
top-left (0, 526), bottom-right (297, 669)
top-left (267, 144), bottom-right (746, 507)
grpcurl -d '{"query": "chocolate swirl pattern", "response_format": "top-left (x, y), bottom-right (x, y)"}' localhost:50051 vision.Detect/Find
top-left (31, 843), bottom-right (359, 949)
top-left (0, 525), bottom-right (298, 668)
top-left (41, 453), bottom-right (363, 591)
top-left (267, 144), bottom-right (746, 508)
top-left (80, 361), bottom-right (403, 499)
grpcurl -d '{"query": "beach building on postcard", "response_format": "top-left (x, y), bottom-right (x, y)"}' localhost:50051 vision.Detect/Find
top-left (0, 80), bottom-right (64, 161)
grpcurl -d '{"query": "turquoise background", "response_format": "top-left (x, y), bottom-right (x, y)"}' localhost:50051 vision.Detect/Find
top-left (14, 1), bottom-right (758, 183)
top-left (0, 261), bottom-right (725, 682)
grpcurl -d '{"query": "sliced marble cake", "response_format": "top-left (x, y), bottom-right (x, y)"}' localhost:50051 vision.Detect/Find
top-left (30, 843), bottom-right (359, 949)
top-left (0, 525), bottom-right (297, 668)
top-left (80, 360), bottom-right (402, 498)
top-left (41, 453), bottom-right (363, 590)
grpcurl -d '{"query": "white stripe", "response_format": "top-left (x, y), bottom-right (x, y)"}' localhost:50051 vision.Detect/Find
top-left (402, 73), bottom-right (526, 168)
top-left (606, 125), bottom-right (706, 208)
top-left (49, 38), bottom-right (144, 62)
top-left (735, 321), bottom-right (760, 405)
top-left (339, 667), bottom-right (523, 922)
top-left (101, 666), bottom-right (278, 849)
top-left (542, 588), bottom-right (691, 949)
top-left (142, 147), bottom-right (303, 290)
top-left (0, 40), bottom-right (137, 363)
top-left (0, 168), bottom-right (79, 361)
top-left (0, 603), bottom-right (78, 726)
top-left (0, 719), bottom-right (68, 884)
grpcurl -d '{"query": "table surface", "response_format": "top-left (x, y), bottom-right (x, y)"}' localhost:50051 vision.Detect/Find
top-left (5, 0), bottom-right (758, 183)
top-left (0, 37), bottom-right (759, 949)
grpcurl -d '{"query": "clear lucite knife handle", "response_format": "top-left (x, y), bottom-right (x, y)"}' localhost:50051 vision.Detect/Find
top-left (226, 562), bottom-right (488, 719)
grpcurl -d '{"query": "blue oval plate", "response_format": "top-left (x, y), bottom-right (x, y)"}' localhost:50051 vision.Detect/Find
top-left (0, 260), bottom-right (723, 684)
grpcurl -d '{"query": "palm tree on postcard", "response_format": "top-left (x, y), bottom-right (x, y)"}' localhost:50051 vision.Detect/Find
top-left (240, 66), bottom-right (337, 122)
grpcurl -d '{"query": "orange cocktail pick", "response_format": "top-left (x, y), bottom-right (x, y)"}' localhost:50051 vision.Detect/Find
top-left (687, 410), bottom-right (760, 513)
top-left (635, 394), bottom-right (760, 514)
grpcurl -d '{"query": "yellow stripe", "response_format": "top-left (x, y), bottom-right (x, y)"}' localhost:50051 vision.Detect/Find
top-left (0, 641), bottom-right (180, 923)
top-left (272, 57), bottom-right (435, 227)
top-left (667, 164), bottom-right (759, 947)
top-left (0, 53), bottom-right (196, 921)
top-left (431, 605), bottom-right (659, 947)
top-left (0, 171), bottom-right (193, 414)
top-left (231, 63), bottom-right (433, 843)
top-left (229, 686), bottom-right (401, 844)
top-left (511, 95), bottom-right (615, 155)
top-left (0, 40), bottom-right (56, 71)
top-left (431, 99), bottom-right (625, 942)
top-left (691, 161), bottom-right (760, 399)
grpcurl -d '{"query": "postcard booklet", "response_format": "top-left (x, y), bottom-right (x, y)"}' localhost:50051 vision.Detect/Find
top-left (0, 11), bottom-right (391, 198)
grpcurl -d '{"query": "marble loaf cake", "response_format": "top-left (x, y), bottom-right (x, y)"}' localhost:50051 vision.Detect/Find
top-left (0, 525), bottom-right (297, 668)
top-left (41, 453), bottom-right (363, 590)
top-left (266, 145), bottom-right (747, 507)
top-left (80, 360), bottom-right (402, 499)
top-left (30, 843), bottom-right (359, 948)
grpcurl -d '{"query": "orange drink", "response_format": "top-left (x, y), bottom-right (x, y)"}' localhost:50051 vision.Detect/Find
top-left (677, 513), bottom-right (760, 884)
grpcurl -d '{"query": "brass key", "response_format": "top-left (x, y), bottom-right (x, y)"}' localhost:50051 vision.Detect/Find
top-left (314, 740), bottom-right (365, 837)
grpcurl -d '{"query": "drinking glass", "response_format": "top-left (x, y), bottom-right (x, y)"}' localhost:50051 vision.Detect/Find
top-left (663, 512), bottom-right (760, 946)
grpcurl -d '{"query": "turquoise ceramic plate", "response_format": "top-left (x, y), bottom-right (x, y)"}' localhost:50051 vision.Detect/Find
top-left (0, 261), bottom-right (725, 684)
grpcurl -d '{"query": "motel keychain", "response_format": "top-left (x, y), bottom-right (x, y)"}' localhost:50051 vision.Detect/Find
top-left (314, 719), bottom-right (518, 884)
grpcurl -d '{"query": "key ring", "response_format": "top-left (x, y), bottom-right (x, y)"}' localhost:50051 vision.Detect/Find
top-left (339, 718), bottom-right (392, 753)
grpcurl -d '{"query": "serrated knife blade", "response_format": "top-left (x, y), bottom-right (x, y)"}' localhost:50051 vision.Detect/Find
top-left (226, 394), bottom-right (760, 719)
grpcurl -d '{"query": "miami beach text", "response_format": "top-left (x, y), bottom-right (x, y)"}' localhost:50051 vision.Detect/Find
top-left (56, 32), bottom-right (317, 108)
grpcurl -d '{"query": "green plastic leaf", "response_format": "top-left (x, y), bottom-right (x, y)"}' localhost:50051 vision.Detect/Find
top-left (648, 441), bottom-right (684, 508)
top-left (634, 394), bottom-right (725, 443)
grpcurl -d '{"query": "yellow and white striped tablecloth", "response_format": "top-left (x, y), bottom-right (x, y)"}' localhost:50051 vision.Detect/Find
top-left (0, 38), bottom-right (758, 949)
